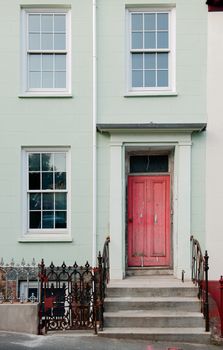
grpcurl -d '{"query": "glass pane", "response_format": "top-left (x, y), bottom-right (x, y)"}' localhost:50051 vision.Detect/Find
top-left (43, 193), bottom-right (54, 210)
top-left (132, 54), bottom-right (143, 69)
top-left (132, 14), bottom-right (143, 31)
top-left (54, 153), bottom-right (66, 171)
top-left (29, 14), bottom-right (40, 32)
top-left (157, 13), bottom-right (168, 30)
top-left (132, 32), bottom-right (143, 49)
top-left (42, 172), bottom-right (53, 190)
top-left (29, 154), bottom-right (40, 171)
top-left (42, 211), bottom-right (54, 228)
top-left (157, 32), bottom-right (168, 48)
top-left (55, 172), bottom-right (66, 189)
top-left (145, 70), bottom-right (156, 87)
top-left (29, 212), bottom-right (41, 229)
top-left (29, 33), bottom-right (40, 50)
top-left (54, 15), bottom-right (66, 32)
top-left (29, 72), bottom-right (41, 88)
top-left (55, 211), bottom-right (66, 228)
top-left (41, 14), bottom-right (53, 32)
top-left (30, 193), bottom-right (41, 210)
top-left (55, 193), bottom-right (66, 210)
top-left (55, 72), bottom-right (66, 88)
top-left (145, 53), bottom-right (156, 69)
top-left (29, 173), bottom-right (40, 190)
top-left (42, 54), bottom-right (53, 71)
top-left (41, 33), bottom-right (53, 50)
top-left (29, 55), bottom-right (41, 71)
top-left (144, 32), bottom-right (156, 49)
top-left (42, 72), bottom-right (53, 88)
top-left (132, 70), bottom-right (143, 87)
top-left (42, 153), bottom-right (53, 171)
top-left (54, 33), bottom-right (66, 50)
top-left (144, 14), bottom-right (155, 30)
top-left (130, 155), bottom-right (168, 173)
top-left (157, 70), bottom-right (168, 87)
top-left (157, 53), bottom-right (168, 69)
top-left (55, 55), bottom-right (66, 70)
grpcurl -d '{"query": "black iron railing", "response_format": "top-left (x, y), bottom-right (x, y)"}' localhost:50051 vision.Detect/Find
top-left (190, 235), bottom-right (210, 332)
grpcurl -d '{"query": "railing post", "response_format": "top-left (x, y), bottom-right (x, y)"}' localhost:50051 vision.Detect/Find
top-left (204, 251), bottom-right (210, 332)
top-left (97, 251), bottom-right (103, 331)
top-left (219, 276), bottom-right (223, 337)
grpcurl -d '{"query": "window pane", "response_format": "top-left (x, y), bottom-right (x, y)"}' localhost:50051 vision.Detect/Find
top-left (42, 72), bottom-right (53, 88)
top-left (30, 193), bottom-right (41, 210)
top-left (132, 32), bottom-right (143, 49)
top-left (157, 70), bottom-right (168, 87)
top-left (42, 211), bottom-right (54, 228)
top-left (41, 33), bottom-right (53, 50)
top-left (132, 54), bottom-right (143, 69)
top-left (132, 70), bottom-right (143, 87)
top-left (42, 153), bottom-right (53, 171)
top-left (29, 33), bottom-right (40, 50)
top-left (29, 55), bottom-right (41, 71)
top-left (41, 14), bottom-right (53, 32)
top-left (43, 193), bottom-right (54, 210)
top-left (55, 211), bottom-right (66, 228)
top-left (132, 14), bottom-right (143, 31)
top-left (54, 15), bottom-right (66, 32)
top-left (157, 53), bottom-right (168, 69)
top-left (29, 154), bottom-right (40, 171)
top-left (29, 173), bottom-right (41, 190)
top-left (130, 155), bottom-right (168, 173)
top-left (157, 32), bottom-right (168, 49)
top-left (145, 53), bottom-right (156, 69)
top-left (42, 55), bottom-right (53, 71)
top-left (54, 33), bottom-right (66, 50)
top-left (55, 72), bottom-right (66, 88)
top-left (144, 32), bottom-right (156, 49)
top-left (55, 172), bottom-right (66, 189)
top-left (157, 13), bottom-right (168, 30)
top-left (55, 193), bottom-right (66, 210)
top-left (29, 72), bottom-right (41, 88)
top-left (54, 153), bottom-right (66, 172)
top-left (145, 70), bottom-right (156, 87)
top-left (30, 212), bottom-right (41, 229)
top-left (144, 14), bottom-right (155, 30)
top-left (55, 55), bottom-right (66, 71)
top-left (29, 15), bottom-right (40, 32)
top-left (42, 172), bottom-right (54, 190)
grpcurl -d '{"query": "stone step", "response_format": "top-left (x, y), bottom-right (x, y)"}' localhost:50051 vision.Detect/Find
top-left (126, 268), bottom-right (174, 277)
top-left (104, 296), bottom-right (200, 312)
top-left (104, 310), bottom-right (204, 328)
top-left (106, 286), bottom-right (197, 298)
top-left (98, 327), bottom-right (211, 344)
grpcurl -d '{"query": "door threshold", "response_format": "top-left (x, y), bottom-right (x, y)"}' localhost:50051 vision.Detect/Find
top-left (126, 267), bottom-right (173, 277)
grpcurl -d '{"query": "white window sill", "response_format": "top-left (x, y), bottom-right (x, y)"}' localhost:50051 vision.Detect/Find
top-left (19, 234), bottom-right (73, 242)
top-left (124, 91), bottom-right (178, 97)
top-left (18, 93), bottom-right (73, 98)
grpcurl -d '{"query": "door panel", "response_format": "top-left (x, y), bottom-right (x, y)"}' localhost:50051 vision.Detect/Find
top-left (128, 175), bottom-right (170, 267)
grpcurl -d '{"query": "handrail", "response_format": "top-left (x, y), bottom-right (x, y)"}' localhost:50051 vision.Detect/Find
top-left (190, 235), bottom-right (209, 332)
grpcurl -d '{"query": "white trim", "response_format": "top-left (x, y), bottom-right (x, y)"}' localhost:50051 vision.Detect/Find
top-left (20, 7), bottom-right (71, 96)
top-left (21, 147), bottom-right (72, 242)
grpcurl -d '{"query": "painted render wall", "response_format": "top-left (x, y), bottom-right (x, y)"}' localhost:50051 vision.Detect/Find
top-left (206, 12), bottom-right (223, 280)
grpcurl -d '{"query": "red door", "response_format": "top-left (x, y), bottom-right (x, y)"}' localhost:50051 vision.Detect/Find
top-left (128, 175), bottom-right (171, 267)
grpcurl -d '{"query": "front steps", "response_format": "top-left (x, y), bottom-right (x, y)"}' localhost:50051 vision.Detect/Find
top-left (99, 275), bottom-right (210, 344)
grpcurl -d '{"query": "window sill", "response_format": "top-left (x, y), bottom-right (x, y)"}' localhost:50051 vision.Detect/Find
top-left (124, 91), bottom-right (178, 97)
top-left (19, 234), bottom-right (73, 242)
top-left (18, 93), bottom-right (73, 98)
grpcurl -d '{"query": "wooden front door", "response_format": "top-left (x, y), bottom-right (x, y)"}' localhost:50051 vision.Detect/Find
top-left (128, 175), bottom-right (171, 267)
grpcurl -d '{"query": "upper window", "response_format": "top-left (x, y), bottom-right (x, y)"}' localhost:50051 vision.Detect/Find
top-left (21, 8), bottom-right (71, 95)
top-left (127, 8), bottom-right (176, 93)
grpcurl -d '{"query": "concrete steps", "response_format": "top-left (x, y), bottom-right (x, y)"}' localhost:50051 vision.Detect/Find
top-left (98, 275), bottom-right (210, 344)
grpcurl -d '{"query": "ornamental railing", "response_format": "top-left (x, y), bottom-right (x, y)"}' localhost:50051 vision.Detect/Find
top-left (0, 258), bottom-right (39, 303)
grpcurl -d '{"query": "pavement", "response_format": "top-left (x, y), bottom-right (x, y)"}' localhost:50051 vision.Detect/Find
top-left (0, 331), bottom-right (222, 350)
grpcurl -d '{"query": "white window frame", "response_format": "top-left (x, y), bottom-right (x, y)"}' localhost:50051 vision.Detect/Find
top-left (20, 147), bottom-right (72, 242)
top-left (126, 7), bottom-right (176, 96)
top-left (20, 7), bottom-right (71, 96)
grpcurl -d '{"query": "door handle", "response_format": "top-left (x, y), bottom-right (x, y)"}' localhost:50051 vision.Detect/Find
top-left (154, 214), bottom-right (158, 224)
